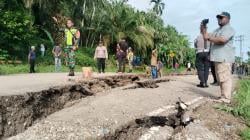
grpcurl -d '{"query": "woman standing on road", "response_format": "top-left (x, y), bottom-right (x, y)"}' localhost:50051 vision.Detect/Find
top-left (94, 41), bottom-right (108, 73)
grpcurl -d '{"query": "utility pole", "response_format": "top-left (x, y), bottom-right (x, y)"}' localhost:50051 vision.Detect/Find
top-left (235, 35), bottom-right (244, 64)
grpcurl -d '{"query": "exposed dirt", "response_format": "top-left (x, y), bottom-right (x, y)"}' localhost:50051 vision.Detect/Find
top-left (101, 100), bottom-right (246, 140)
top-left (0, 75), bottom-right (142, 139)
top-left (123, 78), bottom-right (171, 90)
top-left (101, 99), bottom-right (195, 140)
top-left (101, 116), bottom-right (170, 140)
top-left (1, 74), bottom-right (244, 140)
top-left (192, 102), bottom-right (247, 140)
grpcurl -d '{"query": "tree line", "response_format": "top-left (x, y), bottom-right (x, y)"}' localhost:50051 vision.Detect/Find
top-left (0, 0), bottom-right (195, 67)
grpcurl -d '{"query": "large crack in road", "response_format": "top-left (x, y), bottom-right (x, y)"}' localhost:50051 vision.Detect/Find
top-left (0, 75), bottom-right (146, 138)
top-left (2, 75), bottom-right (243, 140)
top-left (0, 75), bottom-right (172, 139)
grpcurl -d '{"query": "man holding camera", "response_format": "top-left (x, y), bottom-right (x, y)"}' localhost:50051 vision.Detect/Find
top-left (204, 12), bottom-right (235, 103)
top-left (194, 19), bottom-right (210, 88)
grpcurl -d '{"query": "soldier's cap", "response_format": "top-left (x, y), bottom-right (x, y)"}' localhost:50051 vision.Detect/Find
top-left (216, 12), bottom-right (231, 19)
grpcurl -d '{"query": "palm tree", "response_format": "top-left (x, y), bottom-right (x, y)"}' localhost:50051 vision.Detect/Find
top-left (150, 0), bottom-right (165, 16)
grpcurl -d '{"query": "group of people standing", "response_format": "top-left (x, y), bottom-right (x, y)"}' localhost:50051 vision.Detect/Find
top-left (28, 18), bottom-right (137, 75)
top-left (93, 38), bottom-right (135, 74)
top-left (28, 18), bottom-right (80, 76)
top-left (195, 11), bottom-right (235, 103)
top-left (115, 39), bottom-right (134, 73)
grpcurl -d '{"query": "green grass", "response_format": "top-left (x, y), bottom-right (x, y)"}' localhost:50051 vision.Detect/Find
top-left (0, 64), bottom-right (147, 75)
top-left (233, 80), bottom-right (250, 123)
top-left (0, 64), bottom-right (84, 75)
top-left (0, 64), bottom-right (187, 75)
top-left (240, 128), bottom-right (250, 140)
top-left (234, 80), bottom-right (250, 140)
top-left (162, 66), bottom-right (186, 75)
top-left (216, 80), bottom-right (250, 140)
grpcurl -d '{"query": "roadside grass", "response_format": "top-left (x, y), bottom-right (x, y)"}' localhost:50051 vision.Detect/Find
top-left (0, 64), bottom-right (146, 75)
top-left (216, 80), bottom-right (250, 140)
top-left (0, 64), bottom-right (187, 75)
top-left (0, 64), bottom-right (82, 75)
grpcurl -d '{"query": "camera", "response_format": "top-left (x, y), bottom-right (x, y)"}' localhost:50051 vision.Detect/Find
top-left (201, 19), bottom-right (209, 27)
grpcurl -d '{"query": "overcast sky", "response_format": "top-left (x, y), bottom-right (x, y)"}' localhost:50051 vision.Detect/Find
top-left (127, 0), bottom-right (250, 60)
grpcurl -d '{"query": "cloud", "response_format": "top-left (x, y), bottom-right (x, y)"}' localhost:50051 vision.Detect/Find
top-left (128, 0), bottom-right (250, 59)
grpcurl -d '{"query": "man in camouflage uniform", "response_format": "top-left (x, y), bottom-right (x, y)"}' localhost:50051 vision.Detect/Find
top-left (53, 17), bottom-right (80, 76)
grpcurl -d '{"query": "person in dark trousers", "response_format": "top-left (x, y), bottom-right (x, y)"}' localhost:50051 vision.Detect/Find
top-left (94, 41), bottom-right (108, 73)
top-left (210, 62), bottom-right (218, 85)
top-left (28, 46), bottom-right (36, 73)
top-left (116, 45), bottom-right (126, 73)
top-left (194, 20), bottom-right (210, 88)
top-left (119, 39), bottom-right (128, 72)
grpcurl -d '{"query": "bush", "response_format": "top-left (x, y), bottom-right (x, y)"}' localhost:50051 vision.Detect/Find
top-left (75, 48), bottom-right (96, 67)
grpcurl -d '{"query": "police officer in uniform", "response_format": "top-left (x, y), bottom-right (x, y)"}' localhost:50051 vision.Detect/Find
top-left (195, 19), bottom-right (210, 88)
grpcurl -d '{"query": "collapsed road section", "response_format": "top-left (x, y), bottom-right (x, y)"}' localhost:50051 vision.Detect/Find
top-left (0, 75), bottom-right (141, 138)
top-left (0, 74), bottom-right (171, 139)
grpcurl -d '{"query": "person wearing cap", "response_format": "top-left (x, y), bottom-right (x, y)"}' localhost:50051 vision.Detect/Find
top-left (28, 46), bottom-right (36, 73)
top-left (194, 20), bottom-right (210, 88)
top-left (204, 12), bottom-right (235, 103)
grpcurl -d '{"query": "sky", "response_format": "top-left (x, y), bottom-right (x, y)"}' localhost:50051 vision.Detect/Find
top-left (127, 0), bottom-right (250, 60)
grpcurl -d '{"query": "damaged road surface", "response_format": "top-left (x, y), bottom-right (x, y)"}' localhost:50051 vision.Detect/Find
top-left (0, 74), bottom-right (243, 140)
